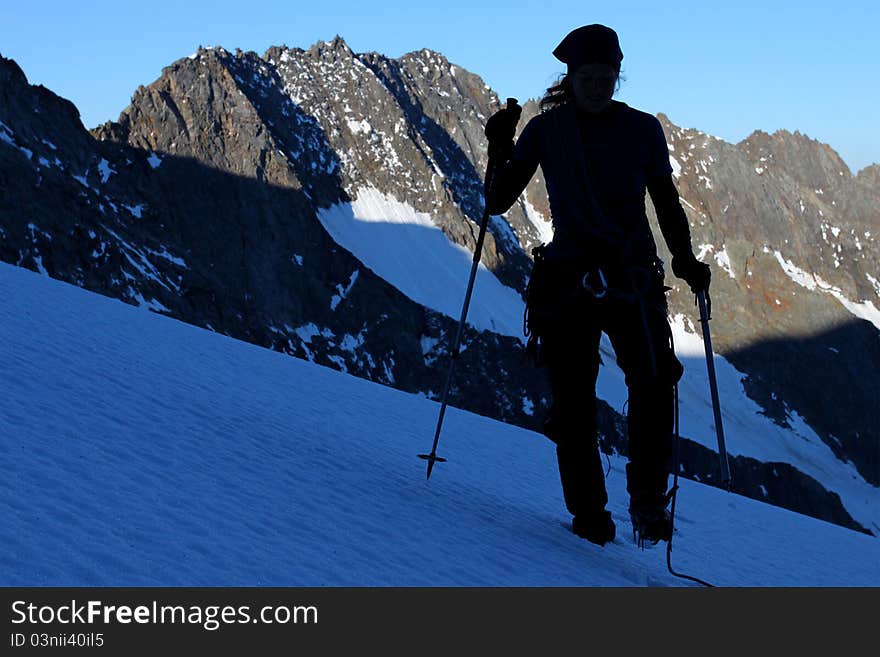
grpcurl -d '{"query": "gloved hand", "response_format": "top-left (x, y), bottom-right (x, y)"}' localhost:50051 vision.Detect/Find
top-left (672, 253), bottom-right (711, 294)
top-left (484, 99), bottom-right (521, 161)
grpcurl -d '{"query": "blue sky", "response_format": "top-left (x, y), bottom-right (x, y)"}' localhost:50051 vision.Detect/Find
top-left (1, 1), bottom-right (877, 171)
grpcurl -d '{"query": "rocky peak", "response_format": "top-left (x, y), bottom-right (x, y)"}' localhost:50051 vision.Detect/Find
top-left (308, 35), bottom-right (355, 59)
top-left (185, 41), bottom-right (528, 289)
top-left (1, 53), bottom-right (87, 147)
top-left (655, 112), bottom-right (876, 306)
top-left (738, 128), bottom-right (852, 194)
top-left (855, 163), bottom-right (880, 186)
top-left (1, 55), bottom-right (29, 94)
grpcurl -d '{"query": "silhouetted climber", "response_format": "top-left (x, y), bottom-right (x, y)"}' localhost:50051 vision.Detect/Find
top-left (485, 24), bottom-right (710, 547)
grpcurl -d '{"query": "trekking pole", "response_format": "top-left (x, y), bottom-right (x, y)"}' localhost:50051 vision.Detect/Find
top-left (696, 290), bottom-right (732, 490)
top-left (419, 98), bottom-right (520, 479)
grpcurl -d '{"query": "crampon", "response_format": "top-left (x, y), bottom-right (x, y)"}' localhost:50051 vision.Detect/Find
top-left (629, 506), bottom-right (673, 549)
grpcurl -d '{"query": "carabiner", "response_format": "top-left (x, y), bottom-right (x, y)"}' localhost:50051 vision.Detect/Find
top-left (582, 268), bottom-right (608, 299)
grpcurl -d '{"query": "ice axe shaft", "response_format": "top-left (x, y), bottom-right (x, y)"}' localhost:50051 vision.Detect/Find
top-left (697, 290), bottom-right (732, 489)
top-left (419, 98), bottom-right (521, 479)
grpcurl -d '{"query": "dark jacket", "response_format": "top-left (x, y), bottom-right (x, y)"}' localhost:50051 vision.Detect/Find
top-left (487, 100), bottom-right (693, 269)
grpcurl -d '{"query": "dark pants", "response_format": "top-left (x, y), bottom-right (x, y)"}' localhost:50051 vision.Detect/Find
top-left (538, 270), bottom-right (683, 517)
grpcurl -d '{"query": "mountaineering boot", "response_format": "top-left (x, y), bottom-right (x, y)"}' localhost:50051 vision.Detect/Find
top-left (629, 503), bottom-right (672, 548)
top-left (572, 509), bottom-right (616, 546)
top-left (625, 461), bottom-right (672, 547)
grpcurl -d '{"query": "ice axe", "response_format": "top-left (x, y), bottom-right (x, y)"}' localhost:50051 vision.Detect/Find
top-left (696, 289), bottom-right (732, 489)
top-left (664, 289), bottom-right (731, 587)
top-left (419, 97), bottom-right (522, 479)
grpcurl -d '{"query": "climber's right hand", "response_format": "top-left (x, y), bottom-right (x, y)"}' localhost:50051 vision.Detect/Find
top-left (485, 99), bottom-right (521, 160)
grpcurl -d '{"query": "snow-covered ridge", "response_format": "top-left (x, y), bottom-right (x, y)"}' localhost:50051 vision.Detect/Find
top-left (772, 250), bottom-right (880, 329)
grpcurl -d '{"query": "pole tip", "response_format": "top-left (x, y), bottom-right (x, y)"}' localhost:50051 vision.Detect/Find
top-left (418, 453), bottom-right (447, 480)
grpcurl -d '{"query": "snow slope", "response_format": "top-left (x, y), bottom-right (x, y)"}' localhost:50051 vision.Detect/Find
top-left (1, 262), bottom-right (878, 586)
top-left (316, 187), bottom-right (526, 337)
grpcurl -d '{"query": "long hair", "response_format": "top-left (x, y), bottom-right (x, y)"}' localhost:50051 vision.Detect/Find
top-left (539, 74), bottom-right (573, 112)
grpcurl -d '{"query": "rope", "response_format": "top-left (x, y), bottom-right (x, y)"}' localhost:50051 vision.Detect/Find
top-left (665, 330), bottom-right (716, 587)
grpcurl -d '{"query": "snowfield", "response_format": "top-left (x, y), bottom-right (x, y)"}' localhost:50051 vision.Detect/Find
top-left (1, 262), bottom-right (878, 586)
